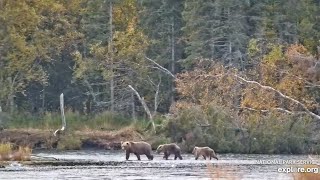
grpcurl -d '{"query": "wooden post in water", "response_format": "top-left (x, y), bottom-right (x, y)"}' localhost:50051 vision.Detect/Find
top-left (53, 93), bottom-right (66, 136)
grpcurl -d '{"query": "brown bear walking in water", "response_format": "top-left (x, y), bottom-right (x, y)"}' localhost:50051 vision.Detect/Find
top-left (156, 143), bottom-right (183, 160)
top-left (192, 146), bottom-right (218, 160)
top-left (121, 141), bottom-right (154, 160)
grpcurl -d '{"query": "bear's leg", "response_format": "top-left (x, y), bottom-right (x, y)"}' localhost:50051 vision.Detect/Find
top-left (164, 152), bottom-right (169, 160)
top-left (126, 152), bottom-right (130, 160)
top-left (202, 155), bottom-right (206, 160)
top-left (174, 152), bottom-right (182, 160)
top-left (149, 154), bottom-right (154, 160)
top-left (211, 152), bottom-right (218, 160)
top-left (213, 153), bottom-right (218, 160)
top-left (146, 153), bottom-right (153, 160)
top-left (195, 155), bottom-right (199, 160)
top-left (134, 153), bottom-right (141, 160)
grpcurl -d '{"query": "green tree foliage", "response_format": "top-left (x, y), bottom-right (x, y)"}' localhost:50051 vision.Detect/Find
top-left (0, 1), bottom-right (44, 109)
top-left (0, 0), bottom-right (85, 112)
top-left (250, 0), bottom-right (320, 52)
top-left (140, 0), bottom-right (185, 111)
top-left (141, 0), bottom-right (184, 63)
top-left (73, 0), bottom-right (153, 114)
top-left (182, 0), bottom-right (250, 68)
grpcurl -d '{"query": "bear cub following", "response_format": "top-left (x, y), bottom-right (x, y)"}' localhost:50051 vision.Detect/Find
top-left (156, 143), bottom-right (183, 160)
top-left (192, 146), bottom-right (218, 160)
top-left (121, 141), bottom-right (153, 160)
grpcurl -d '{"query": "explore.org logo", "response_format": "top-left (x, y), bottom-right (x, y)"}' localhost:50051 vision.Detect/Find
top-left (256, 159), bottom-right (315, 165)
top-left (277, 166), bottom-right (319, 173)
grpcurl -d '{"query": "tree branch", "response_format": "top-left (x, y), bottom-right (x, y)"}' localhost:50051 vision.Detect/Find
top-left (273, 107), bottom-right (294, 114)
top-left (145, 56), bottom-right (175, 78)
top-left (239, 106), bottom-right (293, 114)
top-left (235, 75), bottom-right (320, 120)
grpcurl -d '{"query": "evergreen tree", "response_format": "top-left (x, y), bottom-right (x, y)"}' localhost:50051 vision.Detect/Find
top-left (182, 0), bottom-right (250, 69)
top-left (140, 0), bottom-right (185, 110)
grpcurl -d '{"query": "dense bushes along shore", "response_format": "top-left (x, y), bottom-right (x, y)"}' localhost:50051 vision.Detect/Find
top-left (1, 108), bottom-right (317, 154)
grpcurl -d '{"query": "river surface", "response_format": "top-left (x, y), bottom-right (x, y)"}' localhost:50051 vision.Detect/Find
top-left (0, 150), bottom-right (319, 180)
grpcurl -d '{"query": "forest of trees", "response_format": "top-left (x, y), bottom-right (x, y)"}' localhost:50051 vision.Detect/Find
top-left (0, 0), bottom-right (320, 153)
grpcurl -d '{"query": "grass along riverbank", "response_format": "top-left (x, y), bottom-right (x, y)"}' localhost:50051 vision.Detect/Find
top-left (1, 109), bottom-right (319, 154)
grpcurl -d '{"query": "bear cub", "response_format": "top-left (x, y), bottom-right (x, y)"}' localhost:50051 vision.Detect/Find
top-left (156, 143), bottom-right (183, 160)
top-left (192, 146), bottom-right (218, 160)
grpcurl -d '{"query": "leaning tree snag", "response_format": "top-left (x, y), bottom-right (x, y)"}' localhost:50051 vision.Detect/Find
top-left (128, 85), bottom-right (156, 133)
top-left (235, 75), bottom-right (320, 120)
top-left (145, 56), bottom-right (175, 78)
top-left (54, 93), bottom-right (66, 136)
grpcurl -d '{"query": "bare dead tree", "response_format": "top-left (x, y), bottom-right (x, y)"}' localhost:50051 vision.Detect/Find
top-left (154, 78), bottom-right (161, 115)
top-left (147, 75), bottom-right (162, 116)
top-left (54, 93), bottom-right (66, 136)
top-left (109, 1), bottom-right (114, 112)
top-left (128, 85), bottom-right (156, 133)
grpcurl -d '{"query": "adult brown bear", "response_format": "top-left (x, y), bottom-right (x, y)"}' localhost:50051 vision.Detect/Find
top-left (192, 146), bottom-right (218, 160)
top-left (156, 143), bottom-right (183, 160)
top-left (121, 141), bottom-right (153, 160)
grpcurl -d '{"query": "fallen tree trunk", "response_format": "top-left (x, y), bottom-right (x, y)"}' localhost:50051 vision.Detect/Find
top-left (235, 75), bottom-right (320, 120)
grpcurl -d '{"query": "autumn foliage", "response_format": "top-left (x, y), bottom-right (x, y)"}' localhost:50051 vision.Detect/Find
top-left (167, 44), bottom-right (319, 154)
top-left (0, 143), bottom-right (32, 161)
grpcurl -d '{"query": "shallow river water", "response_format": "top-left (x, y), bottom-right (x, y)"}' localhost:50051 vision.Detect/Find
top-left (0, 150), bottom-right (319, 180)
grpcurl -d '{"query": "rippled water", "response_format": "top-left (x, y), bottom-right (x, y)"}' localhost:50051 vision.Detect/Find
top-left (0, 150), bottom-right (318, 180)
